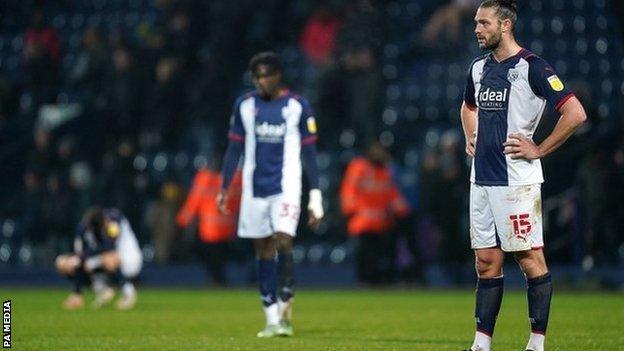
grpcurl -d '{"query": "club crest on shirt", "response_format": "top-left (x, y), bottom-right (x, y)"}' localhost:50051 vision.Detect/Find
top-left (507, 69), bottom-right (519, 82)
top-left (547, 75), bottom-right (564, 91)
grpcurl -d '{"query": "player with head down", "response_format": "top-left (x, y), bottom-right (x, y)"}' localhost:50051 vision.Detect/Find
top-left (217, 51), bottom-right (324, 338)
top-left (55, 206), bottom-right (143, 310)
top-left (460, 1), bottom-right (587, 350)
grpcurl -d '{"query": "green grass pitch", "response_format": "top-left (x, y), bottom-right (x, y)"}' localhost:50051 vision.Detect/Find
top-left (4, 288), bottom-right (623, 350)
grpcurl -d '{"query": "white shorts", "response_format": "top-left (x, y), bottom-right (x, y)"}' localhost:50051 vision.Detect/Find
top-left (117, 237), bottom-right (143, 278)
top-left (238, 192), bottom-right (301, 238)
top-left (119, 249), bottom-right (142, 278)
top-left (470, 183), bottom-right (543, 252)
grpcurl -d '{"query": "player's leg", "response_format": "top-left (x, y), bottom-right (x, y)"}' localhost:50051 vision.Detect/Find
top-left (469, 248), bottom-right (505, 351)
top-left (269, 193), bottom-right (301, 336)
top-left (86, 251), bottom-right (121, 308)
top-left (466, 184), bottom-right (504, 351)
top-left (89, 269), bottom-right (114, 308)
top-left (55, 254), bottom-right (87, 309)
top-left (116, 247), bottom-right (143, 310)
top-left (254, 236), bottom-right (280, 337)
top-left (514, 249), bottom-right (551, 351)
top-left (490, 184), bottom-right (548, 351)
top-left (238, 195), bottom-right (278, 337)
top-left (275, 232), bottom-right (294, 336)
top-left (82, 250), bottom-right (136, 308)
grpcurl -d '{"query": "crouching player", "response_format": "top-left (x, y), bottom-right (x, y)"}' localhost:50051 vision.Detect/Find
top-left (55, 206), bottom-right (143, 310)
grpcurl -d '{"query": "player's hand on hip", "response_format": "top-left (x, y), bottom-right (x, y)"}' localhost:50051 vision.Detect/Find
top-left (216, 189), bottom-right (230, 215)
top-left (503, 133), bottom-right (541, 160)
top-left (307, 189), bottom-right (324, 230)
top-left (466, 132), bottom-right (476, 157)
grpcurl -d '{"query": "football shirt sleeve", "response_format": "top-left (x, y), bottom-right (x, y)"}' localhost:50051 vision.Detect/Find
top-left (528, 57), bottom-right (574, 111)
top-left (463, 64), bottom-right (477, 109)
top-left (297, 98), bottom-right (319, 146)
top-left (221, 142), bottom-right (243, 191)
top-left (228, 98), bottom-right (245, 143)
top-left (222, 98), bottom-right (246, 190)
top-left (297, 97), bottom-right (320, 189)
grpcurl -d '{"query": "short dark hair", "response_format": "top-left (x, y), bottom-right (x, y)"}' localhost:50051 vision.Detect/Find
top-left (248, 51), bottom-right (283, 75)
top-left (479, 0), bottom-right (518, 26)
top-left (83, 206), bottom-right (105, 238)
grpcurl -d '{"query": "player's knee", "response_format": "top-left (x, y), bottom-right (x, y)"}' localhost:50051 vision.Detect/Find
top-left (254, 238), bottom-right (276, 260)
top-left (259, 246), bottom-right (276, 260)
top-left (514, 251), bottom-right (547, 277)
top-left (517, 257), bottom-right (539, 276)
top-left (475, 255), bottom-right (502, 277)
top-left (274, 232), bottom-right (293, 252)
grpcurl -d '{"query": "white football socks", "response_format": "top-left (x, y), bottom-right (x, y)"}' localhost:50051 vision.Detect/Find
top-left (122, 282), bottom-right (136, 297)
top-left (92, 273), bottom-right (108, 294)
top-left (278, 298), bottom-right (293, 321)
top-left (471, 331), bottom-right (492, 351)
top-left (263, 303), bottom-right (280, 326)
top-left (526, 332), bottom-right (545, 351)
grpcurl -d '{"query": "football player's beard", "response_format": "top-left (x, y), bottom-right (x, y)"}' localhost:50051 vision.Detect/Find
top-left (480, 33), bottom-right (502, 51)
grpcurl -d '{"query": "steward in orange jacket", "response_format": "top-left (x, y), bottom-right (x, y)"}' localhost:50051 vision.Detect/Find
top-left (341, 155), bottom-right (410, 237)
top-left (177, 169), bottom-right (242, 243)
top-left (176, 167), bottom-right (241, 285)
top-left (340, 142), bottom-right (410, 284)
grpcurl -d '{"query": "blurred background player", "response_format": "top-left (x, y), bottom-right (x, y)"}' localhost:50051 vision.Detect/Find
top-left (55, 206), bottom-right (143, 310)
top-left (460, 1), bottom-right (587, 351)
top-left (217, 51), bottom-right (323, 338)
top-left (340, 141), bottom-right (411, 285)
top-left (176, 160), bottom-right (242, 287)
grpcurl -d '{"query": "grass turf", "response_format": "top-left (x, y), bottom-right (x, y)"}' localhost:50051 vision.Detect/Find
top-left (4, 288), bottom-right (623, 350)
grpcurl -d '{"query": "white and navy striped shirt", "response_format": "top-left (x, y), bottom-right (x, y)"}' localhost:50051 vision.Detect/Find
top-left (464, 48), bottom-right (574, 186)
top-left (228, 91), bottom-right (318, 198)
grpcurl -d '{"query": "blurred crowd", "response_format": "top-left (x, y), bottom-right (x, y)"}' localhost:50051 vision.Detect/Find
top-left (0, 0), bottom-right (623, 284)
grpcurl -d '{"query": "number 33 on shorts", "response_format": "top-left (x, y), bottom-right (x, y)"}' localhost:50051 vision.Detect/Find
top-left (279, 203), bottom-right (300, 221)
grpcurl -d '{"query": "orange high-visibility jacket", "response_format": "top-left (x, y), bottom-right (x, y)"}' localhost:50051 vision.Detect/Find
top-left (340, 157), bottom-right (410, 236)
top-left (176, 169), bottom-right (242, 243)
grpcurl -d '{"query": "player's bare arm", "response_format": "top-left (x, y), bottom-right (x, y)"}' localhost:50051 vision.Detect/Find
top-left (503, 96), bottom-right (586, 160)
top-left (460, 101), bottom-right (478, 157)
top-left (84, 250), bottom-right (121, 273)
